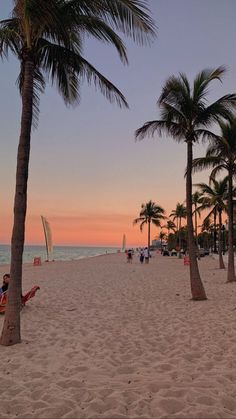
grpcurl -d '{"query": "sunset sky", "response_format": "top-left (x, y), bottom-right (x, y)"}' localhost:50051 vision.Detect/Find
top-left (1, 0), bottom-right (236, 247)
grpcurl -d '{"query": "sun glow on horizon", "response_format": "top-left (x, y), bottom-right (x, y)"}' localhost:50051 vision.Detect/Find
top-left (1, 210), bottom-right (173, 248)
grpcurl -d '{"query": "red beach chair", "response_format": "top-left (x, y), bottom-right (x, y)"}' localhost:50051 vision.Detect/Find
top-left (0, 292), bottom-right (8, 314)
top-left (0, 285), bottom-right (40, 314)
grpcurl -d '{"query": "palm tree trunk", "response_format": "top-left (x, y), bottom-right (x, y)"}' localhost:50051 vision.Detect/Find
top-left (218, 210), bottom-right (225, 269)
top-left (194, 206), bottom-right (200, 260)
top-left (213, 209), bottom-right (217, 253)
top-left (194, 204), bottom-right (199, 250)
top-left (186, 140), bottom-right (207, 300)
top-left (227, 169), bottom-right (236, 281)
top-left (147, 219), bottom-right (151, 251)
top-left (0, 56), bottom-right (34, 346)
top-left (178, 218), bottom-right (182, 258)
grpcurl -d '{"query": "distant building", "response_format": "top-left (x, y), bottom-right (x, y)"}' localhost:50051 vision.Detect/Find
top-left (151, 239), bottom-right (162, 249)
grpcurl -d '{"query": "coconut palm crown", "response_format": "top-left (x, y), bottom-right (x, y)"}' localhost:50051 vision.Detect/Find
top-left (135, 67), bottom-right (236, 300)
top-left (169, 202), bottom-right (187, 231)
top-left (0, 0), bottom-right (156, 346)
top-left (133, 200), bottom-right (166, 250)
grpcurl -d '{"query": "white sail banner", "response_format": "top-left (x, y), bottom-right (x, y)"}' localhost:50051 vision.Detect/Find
top-left (122, 234), bottom-right (126, 251)
top-left (41, 216), bottom-right (53, 259)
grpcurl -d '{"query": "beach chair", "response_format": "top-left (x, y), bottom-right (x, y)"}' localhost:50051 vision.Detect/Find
top-left (0, 292), bottom-right (8, 314)
top-left (21, 285), bottom-right (40, 306)
top-left (0, 285), bottom-right (40, 314)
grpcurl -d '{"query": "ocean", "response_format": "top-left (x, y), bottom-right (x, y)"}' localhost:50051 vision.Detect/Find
top-left (0, 244), bottom-right (119, 265)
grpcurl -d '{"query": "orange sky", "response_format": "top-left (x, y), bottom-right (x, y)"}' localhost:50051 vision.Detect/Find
top-left (1, 211), bottom-right (173, 248)
top-left (1, 1), bottom-right (235, 249)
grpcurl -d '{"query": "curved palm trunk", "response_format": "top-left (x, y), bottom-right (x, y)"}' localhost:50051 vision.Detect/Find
top-left (227, 169), bottom-right (236, 281)
top-left (0, 57), bottom-right (34, 346)
top-left (218, 210), bottom-right (225, 269)
top-left (186, 140), bottom-right (207, 300)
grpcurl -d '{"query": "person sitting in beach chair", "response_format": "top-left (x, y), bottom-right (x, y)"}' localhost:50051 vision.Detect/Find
top-left (0, 273), bottom-right (10, 296)
top-left (0, 284), bottom-right (40, 314)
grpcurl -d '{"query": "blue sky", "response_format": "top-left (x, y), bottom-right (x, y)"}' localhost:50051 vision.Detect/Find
top-left (1, 0), bottom-right (236, 246)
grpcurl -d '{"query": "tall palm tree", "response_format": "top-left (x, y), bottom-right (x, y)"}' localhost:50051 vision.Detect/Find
top-left (196, 178), bottom-right (229, 269)
top-left (135, 67), bottom-right (236, 300)
top-left (133, 200), bottom-right (166, 250)
top-left (0, 0), bottom-right (156, 346)
top-left (159, 230), bottom-right (167, 248)
top-left (201, 216), bottom-right (214, 251)
top-left (163, 220), bottom-right (176, 249)
top-left (201, 209), bottom-right (217, 253)
top-left (169, 202), bottom-right (186, 256)
top-left (192, 118), bottom-right (236, 282)
top-left (169, 202), bottom-right (187, 231)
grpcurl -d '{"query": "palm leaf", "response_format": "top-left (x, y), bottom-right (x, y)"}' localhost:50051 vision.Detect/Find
top-left (192, 156), bottom-right (222, 173)
top-left (192, 66), bottom-right (226, 104)
top-left (72, 15), bottom-right (128, 64)
top-left (39, 39), bottom-right (128, 107)
top-left (61, 0), bottom-right (157, 44)
top-left (135, 119), bottom-right (183, 141)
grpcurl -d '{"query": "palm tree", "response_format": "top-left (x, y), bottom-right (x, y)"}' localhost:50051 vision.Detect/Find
top-left (164, 220), bottom-right (176, 235)
top-left (0, 0), bottom-right (156, 346)
top-left (192, 118), bottom-right (236, 282)
top-left (159, 230), bottom-right (167, 248)
top-left (196, 178), bottom-right (229, 269)
top-left (169, 202), bottom-right (186, 256)
top-left (201, 216), bottom-right (214, 251)
top-left (169, 202), bottom-right (186, 230)
top-left (198, 217), bottom-right (214, 251)
top-left (133, 200), bottom-right (166, 250)
top-left (162, 220), bottom-right (176, 249)
top-left (135, 67), bottom-right (236, 300)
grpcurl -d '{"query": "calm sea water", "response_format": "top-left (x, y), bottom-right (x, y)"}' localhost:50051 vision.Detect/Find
top-left (0, 244), bottom-right (119, 265)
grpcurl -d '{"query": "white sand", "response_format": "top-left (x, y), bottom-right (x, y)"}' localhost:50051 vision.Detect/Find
top-left (1, 252), bottom-right (236, 419)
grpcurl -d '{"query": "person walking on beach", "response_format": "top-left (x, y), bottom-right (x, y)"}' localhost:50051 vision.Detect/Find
top-left (127, 249), bottom-right (133, 263)
top-left (144, 247), bottom-right (149, 264)
top-left (139, 249), bottom-right (144, 264)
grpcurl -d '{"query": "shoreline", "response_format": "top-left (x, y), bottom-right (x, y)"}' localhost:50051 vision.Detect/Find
top-left (0, 246), bottom-right (120, 267)
top-left (1, 252), bottom-right (236, 418)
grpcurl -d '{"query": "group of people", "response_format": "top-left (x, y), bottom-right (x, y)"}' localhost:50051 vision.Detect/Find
top-left (126, 248), bottom-right (150, 264)
top-left (139, 248), bottom-right (150, 264)
top-left (0, 273), bottom-right (10, 296)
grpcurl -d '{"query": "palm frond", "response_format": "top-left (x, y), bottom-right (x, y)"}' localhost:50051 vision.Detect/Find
top-left (192, 66), bottom-right (226, 105)
top-left (72, 15), bottom-right (128, 64)
top-left (135, 119), bottom-right (183, 142)
top-left (209, 164), bottom-right (227, 180)
top-left (94, 0), bottom-right (157, 44)
top-left (62, 0), bottom-right (157, 44)
top-left (197, 95), bottom-right (236, 126)
top-left (192, 156), bottom-right (222, 174)
top-left (0, 23), bottom-right (21, 58)
top-left (194, 129), bottom-right (219, 144)
top-left (40, 39), bottom-right (128, 107)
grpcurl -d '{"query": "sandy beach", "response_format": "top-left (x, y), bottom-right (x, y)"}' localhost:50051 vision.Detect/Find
top-left (1, 252), bottom-right (236, 419)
